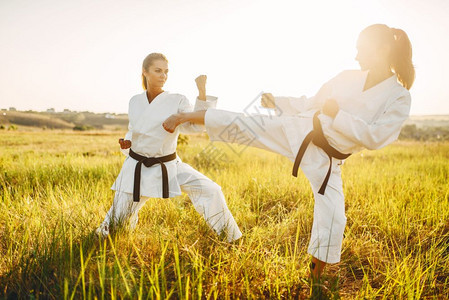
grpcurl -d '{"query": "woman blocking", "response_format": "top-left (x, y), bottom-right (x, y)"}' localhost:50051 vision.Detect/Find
top-left (162, 24), bottom-right (414, 278)
top-left (96, 53), bottom-right (242, 243)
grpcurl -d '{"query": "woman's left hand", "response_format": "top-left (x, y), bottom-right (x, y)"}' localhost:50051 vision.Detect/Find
top-left (195, 75), bottom-right (207, 100)
top-left (195, 75), bottom-right (207, 90)
top-left (322, 98), bottom-right (340, 118)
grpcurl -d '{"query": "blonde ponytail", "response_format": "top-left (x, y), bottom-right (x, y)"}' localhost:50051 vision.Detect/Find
top-left (390, 28), bottom-right (415, 90)
top-left (359, 24), bottom-right (415, 90)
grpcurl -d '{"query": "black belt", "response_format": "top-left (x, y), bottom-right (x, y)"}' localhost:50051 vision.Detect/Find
top-left (129, 149), bottom-right (177, 202)
top-left (292, 111), bottom-right (351, 195)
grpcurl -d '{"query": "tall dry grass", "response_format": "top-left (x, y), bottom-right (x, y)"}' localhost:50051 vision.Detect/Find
top-left (0, 131), bottom-right (448, 299)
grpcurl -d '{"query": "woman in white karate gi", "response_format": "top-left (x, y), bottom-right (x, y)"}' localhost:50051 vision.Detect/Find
top-left (96, 53), bottom-right (242, 242)
top-left (162, 24), bottom-right (415, 278)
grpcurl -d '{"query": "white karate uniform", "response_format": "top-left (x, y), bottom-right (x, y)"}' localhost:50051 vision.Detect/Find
top-left (98, 91), bottom-right (242, 242)
top-left (204, 70), bottom-right (411, 262)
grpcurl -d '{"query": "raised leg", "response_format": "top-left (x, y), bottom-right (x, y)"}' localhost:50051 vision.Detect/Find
top-left (204, 109), bottom-right (298, 160)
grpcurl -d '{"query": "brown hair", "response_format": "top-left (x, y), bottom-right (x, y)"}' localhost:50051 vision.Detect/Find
top-left (141, 53), bottom-right (168, 90)
top-left (360, 24), bottom-right (415, 90)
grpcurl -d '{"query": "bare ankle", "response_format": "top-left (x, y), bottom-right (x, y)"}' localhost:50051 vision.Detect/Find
top-left (310, 257), bottom-right (326, 280)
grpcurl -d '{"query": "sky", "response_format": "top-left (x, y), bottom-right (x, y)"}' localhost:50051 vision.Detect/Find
top-left (0, 0), bottom-right (448, 115)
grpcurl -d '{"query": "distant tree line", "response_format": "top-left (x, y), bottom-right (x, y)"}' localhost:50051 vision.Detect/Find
top-left (399, 124), bottom-right (449, 141)
top-left (0, 111), bottom-right (128, 131)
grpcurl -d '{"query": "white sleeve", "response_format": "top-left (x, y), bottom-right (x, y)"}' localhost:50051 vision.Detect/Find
top-left (331, 93), bottom-right (411, 150)
top-left (124, 123), bottom-right (132, 141)
top-left (274, 81), bottom-right (332, 115)
top-left (274, 95), bottom-right (309, 116)
top-left (120, 98), bottom-right (134, 156)
top-left (178, 95), bottom-right (218, 133)
top-left (193, 95), bottom-right (217, 111)
top-left (124, 97), bottom-right (135, 141)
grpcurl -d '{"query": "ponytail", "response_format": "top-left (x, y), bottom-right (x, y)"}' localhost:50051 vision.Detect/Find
top-left (390, 28), bottom-right (415, 90)
top-left (141, 53), bottom-right (168, 90)
top-left (359, 24), bottom-right (415, 90)
top-left (142, 74), bottom-right (147, 90)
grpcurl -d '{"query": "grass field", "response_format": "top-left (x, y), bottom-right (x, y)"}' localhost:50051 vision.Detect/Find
top-left (0, 130), bottom-right (448, 299)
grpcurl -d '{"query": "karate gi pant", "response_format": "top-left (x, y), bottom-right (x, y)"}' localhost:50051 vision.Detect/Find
top-left (205, 109), bottom-right (346, 263)
top-left (98, 161), bottom-right (242, 243)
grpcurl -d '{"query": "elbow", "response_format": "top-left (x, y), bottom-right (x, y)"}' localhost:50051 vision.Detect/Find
top-left (359, 137), bottom-right (388, 150)
top-left (363, 138), bottom-right (384, 150)
top-left (364, 143), bottom-right (383, 151)
top-left (361, 135), bottom-right (398, 150)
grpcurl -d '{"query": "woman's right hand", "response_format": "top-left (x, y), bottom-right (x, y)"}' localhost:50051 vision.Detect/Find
top-left (119, 138), bottom-right (132, 149)
top-left (162, 113), bottom-right (182, 133)
top-left (261, 93), bottom-right (275, 108)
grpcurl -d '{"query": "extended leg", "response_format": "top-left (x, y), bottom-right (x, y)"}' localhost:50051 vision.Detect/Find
top-left (96, 191), bottom-right (149, 237)
top-left (163, 109), bottom-right (302, 160)
top-left (205, 109), bottom-right (298, 159)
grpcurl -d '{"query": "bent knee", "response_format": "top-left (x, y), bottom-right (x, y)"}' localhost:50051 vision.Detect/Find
top-left (201, 181), bottom-right (223, 195)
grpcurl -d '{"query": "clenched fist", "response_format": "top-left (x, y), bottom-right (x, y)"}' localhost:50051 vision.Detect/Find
top-left (195, 75), bottom-right (207, 91)
top-left (322, 99), bottom-right (339, 118)
top-left (261, 93), bottom-right (275, 108)
top-left (196, 75), bottom-right (207, 100)
top-left (119, 138), bottom-right (131, 149)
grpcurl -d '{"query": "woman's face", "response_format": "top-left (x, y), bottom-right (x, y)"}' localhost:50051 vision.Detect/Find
top-left (355, 33), bottom-right (390, 71)
top-left (143, 59), bottom-right (169, 88)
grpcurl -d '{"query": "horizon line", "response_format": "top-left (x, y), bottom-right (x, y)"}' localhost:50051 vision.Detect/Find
top-left (2, 107), bottom-right (449, 118)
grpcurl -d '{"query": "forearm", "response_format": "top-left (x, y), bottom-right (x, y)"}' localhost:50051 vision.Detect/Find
top-left (178, 110), bottom-right (207, 125)
top-left (198, 89), bottom-right (206, 101)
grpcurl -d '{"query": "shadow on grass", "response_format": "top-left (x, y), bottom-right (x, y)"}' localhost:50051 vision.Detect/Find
top-left (0, 219), bottom-right (102, 299)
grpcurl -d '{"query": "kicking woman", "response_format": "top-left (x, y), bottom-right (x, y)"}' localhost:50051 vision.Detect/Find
top-left (161, 24), bottom-right (414, 278)
top-left (96, 53), bottom-right (242, 242)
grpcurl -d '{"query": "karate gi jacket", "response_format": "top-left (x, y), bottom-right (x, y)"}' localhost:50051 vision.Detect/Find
top-left (112, 91), bottom-right (217, 198)
top-left (275, 70), bottom-right (411, 156)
